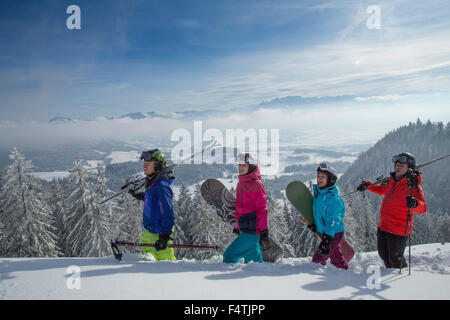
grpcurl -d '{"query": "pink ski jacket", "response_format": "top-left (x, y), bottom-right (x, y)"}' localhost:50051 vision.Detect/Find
top-left (235, 166), bottom-right (268, 235)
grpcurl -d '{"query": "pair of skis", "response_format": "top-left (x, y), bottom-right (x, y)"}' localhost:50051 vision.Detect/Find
top-left (110, 240), bottom-right (222, 261)
top-left (99, 140), bottom-right (221, 205)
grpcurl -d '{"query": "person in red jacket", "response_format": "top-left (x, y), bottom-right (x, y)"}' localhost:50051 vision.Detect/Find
top-left (357, 152), bottom-right (426, 269)
top-left (222, 153), bottom-right (270, 263)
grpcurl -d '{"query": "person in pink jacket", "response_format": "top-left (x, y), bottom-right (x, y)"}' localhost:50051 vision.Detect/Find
top-left (223, 153), bottom-right (270, 263)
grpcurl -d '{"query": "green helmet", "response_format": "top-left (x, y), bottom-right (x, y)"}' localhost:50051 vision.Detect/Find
top-left (140, 149), bottom-right (166, 171)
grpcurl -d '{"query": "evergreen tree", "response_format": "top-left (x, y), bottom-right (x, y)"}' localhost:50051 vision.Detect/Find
top-left (284, 202), bottom-right (306, 257)
top-left (51, 178), bottom-right (70, 256)
top-left (0, 148), bottom-right (59, 257)
top-left (79, 164), bottom-right (113, 257)
top-left (411, 214), bottom-right (440, 245)
top-left (190, 184), bottom-right (224, 260)
top-left (114, 184), bottom-right (143, 249)
top-left (266, 189), bottom-right (293, 258)
top-left (65, 154), bottom-right (94, 256)
top-left (281, 200), bottom-right (296, 258)
top-left (344, 191), bottom-right (377, 252)
top-left (173, 184), bottom-right (193, 259)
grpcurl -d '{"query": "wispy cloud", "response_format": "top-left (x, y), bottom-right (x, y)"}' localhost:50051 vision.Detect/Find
top-left (1, 0), bottom-right (449, 122)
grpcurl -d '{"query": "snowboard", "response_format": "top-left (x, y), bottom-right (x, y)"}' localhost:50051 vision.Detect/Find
top-left (285, 180), bottom-right (355, 262)
top-left (200, 178), bottom-right (283, 262)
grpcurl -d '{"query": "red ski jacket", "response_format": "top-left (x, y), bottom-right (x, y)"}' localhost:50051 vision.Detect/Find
top-left (366, 172), bottom-right (426, 236)
top-left (235, 166), bottom-right (268, 235)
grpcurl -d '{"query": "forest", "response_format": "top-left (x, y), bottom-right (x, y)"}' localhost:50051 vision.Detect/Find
top-left (0, 120), bottom-right (448, 259)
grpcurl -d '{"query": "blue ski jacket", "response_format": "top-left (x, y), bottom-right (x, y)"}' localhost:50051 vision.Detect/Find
top-left (138, 177), bottom-right (175, 236)
top-left (313, 184), bottom-right (345, 238)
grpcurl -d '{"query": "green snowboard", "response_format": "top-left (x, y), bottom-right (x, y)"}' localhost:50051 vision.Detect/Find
top-left (286, 181), bottom-right (355, 262)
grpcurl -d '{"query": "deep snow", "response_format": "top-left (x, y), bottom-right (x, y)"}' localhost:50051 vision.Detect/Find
top-left (1, 243), bottom-right (449, 300)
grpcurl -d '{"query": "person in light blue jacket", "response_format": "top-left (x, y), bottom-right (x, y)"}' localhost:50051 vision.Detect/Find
top-left (310, 163), bottom-right (348, 270)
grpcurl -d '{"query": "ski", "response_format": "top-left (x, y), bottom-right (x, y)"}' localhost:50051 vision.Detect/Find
top-left (99, 140), bottom-right (221, 204)
top-left (110, 239), bottom-right (223, 261)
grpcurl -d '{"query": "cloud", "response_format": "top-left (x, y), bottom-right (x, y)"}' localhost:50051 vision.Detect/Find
top-left (1, 92), bottom-right (448, 151)
top-left (354, 95), bottom-right (406, 102)
top-left (1, 0), bottom-right (450, 122)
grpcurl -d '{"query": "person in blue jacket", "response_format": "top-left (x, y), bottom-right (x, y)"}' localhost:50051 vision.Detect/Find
top-left (305, 162), bottom-right (348, 270)
top-left (129, 149), bottom-right (176, 261)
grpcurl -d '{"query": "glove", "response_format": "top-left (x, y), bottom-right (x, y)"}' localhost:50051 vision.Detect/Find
top-left (259, 230), bottom-right (271, 250)
top-left (307, 224), bottom-right (317, 233)
top-left (318, 234), bottom-right (333, 256)
top-left (406, 196), bottom-right (418, 208)
top-left (128, 189), bottom-right (143, 201)
top-left (154, 233), bottom-right (170, 251)
top-left (356, 181), bottom-right (370, 192)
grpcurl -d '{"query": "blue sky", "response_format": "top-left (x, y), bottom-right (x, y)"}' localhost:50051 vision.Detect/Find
top-left (0, 0), bottom-right (449, 133)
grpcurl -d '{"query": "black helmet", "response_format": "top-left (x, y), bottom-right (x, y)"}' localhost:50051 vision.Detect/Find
top-left (316, 162), bottom-right (338, 187)
top-left (392, 152), bottom-right (416, 169)
top-left (140, 149), bottom-right (167, 172)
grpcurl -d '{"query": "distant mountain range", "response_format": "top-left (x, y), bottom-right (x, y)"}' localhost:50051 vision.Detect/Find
top-left (48, 94), bottom-right (375, 123)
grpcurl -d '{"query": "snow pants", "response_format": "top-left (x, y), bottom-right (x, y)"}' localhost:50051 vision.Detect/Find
top-left (223, 232), bottom-right (263, 264)
top-left (140, 228), bottom-right (177, 261)
top-left (377, 227), bottom-right (407, 269)
top-left (312, 231), bottom-right (348, 270)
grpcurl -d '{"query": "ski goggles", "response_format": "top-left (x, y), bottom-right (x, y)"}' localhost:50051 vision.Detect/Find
top-left (140, 150), bottom-right (166, 163)
top-left (392, 155), bottom-right (408, 164)
top-left (317, 162), bottom-right (337, 176)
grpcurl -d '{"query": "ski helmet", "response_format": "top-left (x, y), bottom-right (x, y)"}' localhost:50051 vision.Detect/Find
top-left (237, 152), bottom-right (257, 165)
top-left (392, 152), bottom-right (416, 169)
top-left (237, 152), bottom-right (257, 173)
top-left (140, 149), bottom-right (166, 172)
top-left (316, 162), bottom-right (338, 187)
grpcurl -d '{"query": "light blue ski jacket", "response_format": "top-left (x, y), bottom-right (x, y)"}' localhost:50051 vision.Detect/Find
top-left (312, 184), bottom-right (345, 238)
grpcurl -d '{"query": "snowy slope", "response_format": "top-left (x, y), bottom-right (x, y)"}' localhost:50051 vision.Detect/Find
top-left (1, 243), bottom-right (449, 300)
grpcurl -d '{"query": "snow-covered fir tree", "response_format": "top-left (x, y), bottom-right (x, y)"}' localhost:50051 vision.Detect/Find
top-left (65, 154), bottom-right (94, 256)
top-left (51, 178), bottom-right (70, 256)
top-left (343, 190), bottom-right (377, 252)
top-left (410, 213), bottom-right (440, 245)
top-left (79, 164), bottom-right (113, 257)
top-left (114, 183), bottom-right (143, 249)
top-left (282, 200), bottom-right (300, 258)
top-left (0, 148), bottom-right (59, 257)
top-left (173, 184), bottom-right (194, 259)
top-left (190, 184), bottom-right (225, 260)
top-left (265, 189), bottom-right (294, 258)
